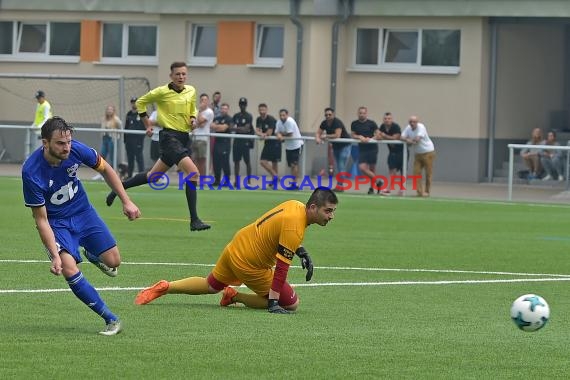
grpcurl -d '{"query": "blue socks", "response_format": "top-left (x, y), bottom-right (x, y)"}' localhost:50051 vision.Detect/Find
top-left (66, 271), bottom-right (117, 323)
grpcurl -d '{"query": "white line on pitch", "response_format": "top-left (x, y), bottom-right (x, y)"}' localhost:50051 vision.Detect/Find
top-left (2, 259), bottom-right (570, 278)
top-left (2, 277), bottom-right (570, 294)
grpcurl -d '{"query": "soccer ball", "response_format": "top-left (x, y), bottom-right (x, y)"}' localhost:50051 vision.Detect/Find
top-left (510, 294), bottom-right (550, 332)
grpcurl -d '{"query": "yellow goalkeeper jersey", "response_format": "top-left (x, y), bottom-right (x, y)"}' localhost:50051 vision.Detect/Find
top-left (136, 83), bottom-right (197, 133)
top-left (227, 200), bottom-right (307, 269)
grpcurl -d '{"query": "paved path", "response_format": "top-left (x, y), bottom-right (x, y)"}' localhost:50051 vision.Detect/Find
top-left (4, 163), bottom-right (568, 204)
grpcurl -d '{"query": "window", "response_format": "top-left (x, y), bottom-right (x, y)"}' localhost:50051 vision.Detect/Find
top-left (50, 23), bottom-right (81, 56)
top-left (354, 27), bottom-right (461, 73)
top-left (0, 21), bottom-right (80, 59)
top-left (102, 23), bottom-right (158, 64)
top-left (188, 24), bottom-right (217, 66)
top-left (355, 28), bottom-right (379, 65)
top-left (18, 23), bottom-right (47, 53)
top-left (421, 30), bottom-right (460, 67)
top-left (255, 25), bottom-right (284, 65)
top-left (383, 30), bottom-right (418, 64)
top-left (0, 22), bottom-right (13, 54)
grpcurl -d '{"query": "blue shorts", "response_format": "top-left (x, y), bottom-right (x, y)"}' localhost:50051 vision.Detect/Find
top-left (49, 207), bottom-right (116, 263)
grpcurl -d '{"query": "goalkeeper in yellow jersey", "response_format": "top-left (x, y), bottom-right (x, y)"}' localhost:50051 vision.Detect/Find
top-left (135, 187), bottom-right (338, 314)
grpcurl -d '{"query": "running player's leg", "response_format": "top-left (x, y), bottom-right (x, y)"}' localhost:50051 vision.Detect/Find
top-left (106, 158), bottom-right (170, 206)
top-left (54, 227), bottom-right (121, 334)
top-left (80, 207), bottom-right (120, 277)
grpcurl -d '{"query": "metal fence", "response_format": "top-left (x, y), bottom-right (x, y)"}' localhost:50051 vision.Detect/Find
top-left (0, 123), bottom-right (408, 187)
top-left (507, 143), bottom-right (570, 200)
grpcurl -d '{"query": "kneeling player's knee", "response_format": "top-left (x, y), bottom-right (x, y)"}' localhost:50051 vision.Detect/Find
top-left (284, 299), bottom-right (299, 311)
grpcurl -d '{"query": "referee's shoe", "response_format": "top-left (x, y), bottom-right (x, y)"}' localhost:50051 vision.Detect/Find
top-left (190, 219), bottom-right (211, 231)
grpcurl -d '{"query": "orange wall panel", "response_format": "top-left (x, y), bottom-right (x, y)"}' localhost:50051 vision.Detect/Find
top-left (217, 21), bottom-right (254, 65)
top-left (80, 20), bottom-right (101, 62)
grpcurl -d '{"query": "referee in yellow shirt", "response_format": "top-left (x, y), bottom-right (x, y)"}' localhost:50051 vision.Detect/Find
top-left (106, 61), bottom-right (210, 231)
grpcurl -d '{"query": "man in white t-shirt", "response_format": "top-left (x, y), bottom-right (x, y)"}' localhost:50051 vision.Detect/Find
top-left (275, 109), bottom-right (304, 190)
top-left (192, 93), bottom-right (214, 176)
top-left (401, 115), bottom-right (436, 197)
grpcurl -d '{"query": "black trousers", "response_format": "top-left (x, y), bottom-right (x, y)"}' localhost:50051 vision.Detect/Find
top-left (213, 148), bottom-right (231, 183)
top-left (125, 143), bottom-right (145, 177)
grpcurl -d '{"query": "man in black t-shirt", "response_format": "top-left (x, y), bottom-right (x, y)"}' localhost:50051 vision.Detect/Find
top-left (231, 97), bottom-right (254, 185)
top-left (255, 103), bottom-right (281, 181)
top-left (377, 112), bottom-right (403, 195)
top-left (316, 107), bottom-right (351, 177)
top-left (211, 103), bottom-right (233, 186)
top-left (351, 106), bottom-right (379, 195)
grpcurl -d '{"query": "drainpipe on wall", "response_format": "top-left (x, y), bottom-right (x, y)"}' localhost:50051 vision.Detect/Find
top-left (487, 19), bottom-right (498, 182)
top-left (330, 0), bottom-right (352, 109)
top-left (290, 0), bottom-right (303, 122)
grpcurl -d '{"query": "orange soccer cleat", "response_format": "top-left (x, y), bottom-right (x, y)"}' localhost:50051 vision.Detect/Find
top-left (220, 286), bottom-right (238, 307)
top-left (135, 280), bottom-right (170, 305)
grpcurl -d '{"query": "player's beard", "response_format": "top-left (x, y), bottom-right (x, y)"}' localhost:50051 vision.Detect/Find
top-left (47, 146), bottom-right (70, 161)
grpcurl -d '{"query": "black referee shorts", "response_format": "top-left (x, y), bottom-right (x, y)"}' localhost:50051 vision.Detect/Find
top-left (159, 128), bottom-right (192, 167)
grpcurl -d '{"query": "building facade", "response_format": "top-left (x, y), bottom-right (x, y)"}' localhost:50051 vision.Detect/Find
top-left (1, 0), bottom-right (570, 181)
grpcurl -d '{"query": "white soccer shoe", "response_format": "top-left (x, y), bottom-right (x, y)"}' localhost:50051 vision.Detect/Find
top-left (82, 249), bottom-right (118, 277)
top-left (99, 320), bottom-right (122, 336)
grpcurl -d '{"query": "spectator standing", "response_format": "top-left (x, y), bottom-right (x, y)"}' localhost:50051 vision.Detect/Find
top-left (255, 103), bottom-right (281, 183)
top-left (231, 97), bottom-right (254, 186)
top-left (376, 112), bottom-right (403, 195)
top-left (100, 105), bottom-right (122, 166)
top-left (210, 91), bottom-right (222, 172)
top-left (276, 109), bottom-right (304, 190)
top-left (350, 106), bottom-right (379, 194)
top-left (316, 107), bottom-right (351, 192)
top-left (211, 91), bottom-right (222, 119)
top-left (401, 115), bottom-right (436, 197)
top-left (148, 110), bottom-right (161, 163)
top-left (124, 97), bottom-right (146, 178)
top-left (29, 90), bottom-right (53, 156)
top-left (211, 103), bottom-right (233, 186)
top-left (541, 130), bottom-right (565, 181)
top-left (192, 93), bottom-right (214, 176)
top-left (520, 127), bottom-right (544, 180)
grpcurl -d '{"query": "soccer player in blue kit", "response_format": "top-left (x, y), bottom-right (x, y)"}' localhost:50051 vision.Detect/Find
top-left (22, 116), bottom-right (141, 335)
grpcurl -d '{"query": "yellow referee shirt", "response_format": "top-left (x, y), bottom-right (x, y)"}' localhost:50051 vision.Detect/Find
top-left (136, 83), bottom-right (197, 133)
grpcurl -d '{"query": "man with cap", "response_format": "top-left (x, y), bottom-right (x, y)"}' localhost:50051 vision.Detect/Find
top-left (124, 97), bottom-right (146, 178)
top-left (29, 90), bottom-right (53, 157)
top-left (231, 97), bottom-right (254, 186)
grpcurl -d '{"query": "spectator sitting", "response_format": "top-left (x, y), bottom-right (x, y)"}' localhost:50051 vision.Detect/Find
top-left (520, 127), bottom-right (544, 180)
top-left (540, 130), bottom-right (565, 181)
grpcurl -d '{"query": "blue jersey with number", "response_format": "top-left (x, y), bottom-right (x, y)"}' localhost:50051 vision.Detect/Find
top-left (22, 140), bottom-right (102, 219)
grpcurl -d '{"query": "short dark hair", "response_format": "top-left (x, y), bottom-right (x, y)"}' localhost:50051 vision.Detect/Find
top-left (213, 91), bottom-right (221, 96)
top-left (324, 107), bottom-right (334, 113)
top-left (170, 61), bottom-right (187, 71)
top-left (549, 130), bottom-right (557, 137)
top-left (41, 116), bottom-right (74, 140)
top-left (384, 112), bottom-right (392, 116)
top-left (258, 103), bottom-right (268, 108)
top-left (200, 93), bottom-right (209, 99)
top-left (306, 187), bottom-right (338, 208)
top-left (279, 108), bottom-right (289, 115)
